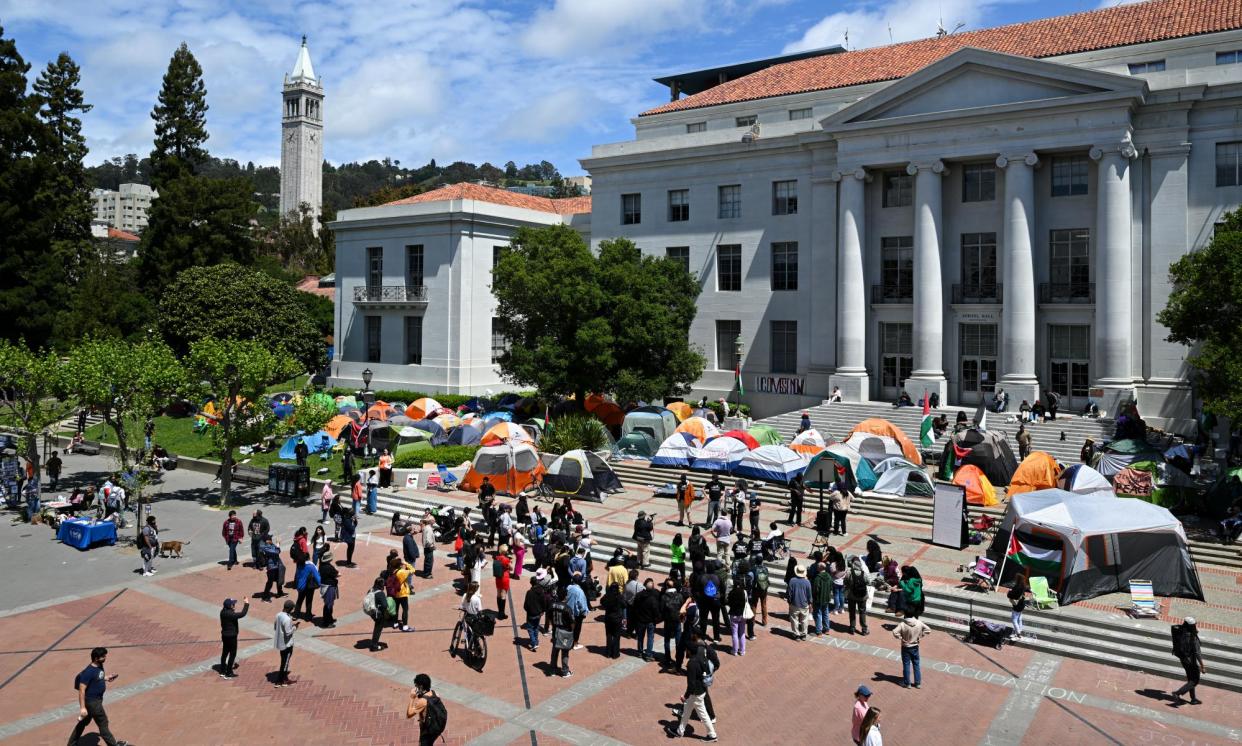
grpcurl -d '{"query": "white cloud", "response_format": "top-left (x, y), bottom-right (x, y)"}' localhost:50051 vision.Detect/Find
top-left (520, 0), bottom-right (706, 58)
top-left (783, 0), bottom-right (999, 54)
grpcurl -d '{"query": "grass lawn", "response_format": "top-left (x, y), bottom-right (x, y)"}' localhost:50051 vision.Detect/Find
top-left (264, 374), bottom-right (309, 394)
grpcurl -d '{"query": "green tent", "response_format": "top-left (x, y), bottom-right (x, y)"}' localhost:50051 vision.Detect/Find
top-left (394, 440), bottom-right (433, 462)
top-left (748, 424), bottom-right (783, 447)
top-left (308, 392), bottom-right (335, 408)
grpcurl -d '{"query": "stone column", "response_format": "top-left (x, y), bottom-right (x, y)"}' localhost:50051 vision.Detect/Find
top-left (997, 153), bottom-right (1041, 406)
top-left (829, 168), bottom-right (870, 402)
top-left (1090, 139), bottom-right (1137, 388)
top-left (808, 174), bottom-right (839, 382)
top-left (906, 160), bottom-right (948, 403)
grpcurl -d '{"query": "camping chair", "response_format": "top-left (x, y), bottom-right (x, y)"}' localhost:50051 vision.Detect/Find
top-left (969, 556), bottom-right (997, 590)
top-left (436, 464), bottom-right (458, 491)
top-left (1029, 576), bottom-right (1058, 610)
top-left (970, 514), bottom-right (998, 539)
top-left (1126, 579), bottom-right (1161, 618)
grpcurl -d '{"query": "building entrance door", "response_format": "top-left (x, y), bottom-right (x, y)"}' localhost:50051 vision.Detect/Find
top-left (1048, 324), bottom-right (1091, 411)
top-left (958, 323), bottom-right (999, 406)
top-left (879, 323), bottom-right (913, 402)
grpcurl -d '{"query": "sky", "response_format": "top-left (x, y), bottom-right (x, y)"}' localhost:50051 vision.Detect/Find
top-left (0, 0), bottom-right (1131, 176)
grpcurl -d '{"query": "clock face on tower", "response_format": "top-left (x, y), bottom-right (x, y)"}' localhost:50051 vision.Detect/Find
top-left (309, 132), bottom-right (317, 142)
top-left (287, 132), bottom-right (295, 142)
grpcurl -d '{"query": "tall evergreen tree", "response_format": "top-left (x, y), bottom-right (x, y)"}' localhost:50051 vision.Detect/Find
top-left (149, 42), bottom-right (207, 188)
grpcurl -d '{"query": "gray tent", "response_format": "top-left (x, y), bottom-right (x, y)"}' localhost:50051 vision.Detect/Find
top-left (872, 465), bottom-right (934, 497)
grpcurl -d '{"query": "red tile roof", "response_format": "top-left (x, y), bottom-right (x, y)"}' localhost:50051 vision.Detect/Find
top-left (642, 0), bottom-right (1242, 116)
top-left (296, 275), bottom-right (335, 300)
top-left (107, 227), bottom-right (140, 242)
top-left (384, 182), bottom-right (592, 215)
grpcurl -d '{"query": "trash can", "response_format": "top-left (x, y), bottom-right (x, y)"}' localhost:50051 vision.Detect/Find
top-left (268, 464), bottom-right (310, 499)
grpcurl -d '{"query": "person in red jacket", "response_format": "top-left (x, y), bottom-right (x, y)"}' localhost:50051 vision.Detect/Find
top-left (222, 510), bottom-right (245, 570)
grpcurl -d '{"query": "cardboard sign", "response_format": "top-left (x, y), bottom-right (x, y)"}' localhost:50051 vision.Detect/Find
top-left (405, 474), bottom-right (419, 490)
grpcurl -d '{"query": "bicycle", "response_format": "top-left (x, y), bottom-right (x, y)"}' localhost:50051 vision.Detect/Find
top-left (520, 481), bottom-right (557, 504)
top-left (450, 610), bottom-right (488, 670)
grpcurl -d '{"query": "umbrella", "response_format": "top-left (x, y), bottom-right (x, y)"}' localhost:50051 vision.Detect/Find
top-left (270, 393), bottom-right (294, 405)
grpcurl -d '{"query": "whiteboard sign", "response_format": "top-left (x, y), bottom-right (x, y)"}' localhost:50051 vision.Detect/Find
top-left (932, 483), bottom-right (966, 549)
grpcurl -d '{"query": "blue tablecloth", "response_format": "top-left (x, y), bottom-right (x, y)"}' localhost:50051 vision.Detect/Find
top-left (57, 518), bottom-right (118, 550)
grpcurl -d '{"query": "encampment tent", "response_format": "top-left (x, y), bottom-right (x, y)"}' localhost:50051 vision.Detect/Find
top-left (1058, 463), bottom-right (1114, 497)
top-left (404, 398), bottom-right (442, 421)
top-left (806, 443), bottom-right (878, 491)
top-left (1008, 452), bottom-right (1061, 497)
top-left (676, 417), bottom-right (720, 443)
top-left (1094, 438), bottom-right (1164, 477)
top-left (693, 436), bottom-right (750, 473)
top-left (845, 419), bottom-right (922, 465)
top-left (953, 464), bottom-right (999, 506)
top-left (482, 421), bottom-right (534, 446)
top-left (615, 431), bottom-right (657, 458)
top-left (653, 432), bottom-right (699, 468)
top-left (540, 449), bottom-right (623, 501)
top-left (717, 430), bottom-right (759, 450)
top-left (622, 407), bottom-right (679, 444)
top-left (410, 419), bottom-right (448, 446)
top-left (446, 424), bottom-right (482, 446)
top-left (459, 442), bottom-right (543, 495)
top-left (988, 489), bottom-right (1204, 605)
top-left (733, 445), bottom-right (809, 484)
top-left (941, 427), bottom-right (1019, 485)
top-left (747, 425), bottom-right (784, 447)
top-left (872, 465), bottom-right (934, 497)
top-left (790, 429), bottom-right (827, 456)
top-left (665, 401), bottom-right (692, 422)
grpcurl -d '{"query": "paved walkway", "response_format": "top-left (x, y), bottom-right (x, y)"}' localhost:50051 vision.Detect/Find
top-left (2, 456), bottom-right (1241, 744)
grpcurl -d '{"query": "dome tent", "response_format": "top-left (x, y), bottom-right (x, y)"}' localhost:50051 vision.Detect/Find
top-left (653, 432), bottom-right (699, 468)
top-left (676, 416), bottom-right (720, 443)
top-left (953, 464), bottom-right (999, 506)
top-left (693, 436), bottom-right (750, 473)
top-left (622, 407), bottom-right (679, 445)
top-left (615, 431), bottom-right (658, 458)
top-left (747, 424), bottom-right (784, 447)
top-left (540, 449), bottom-right (623, 502)
top-left (790, 429), bottom-right (828, 456)
top-left (446, 423), bottom-right (482, 446)
top-left (1008, 452), bottom-right (1062, 497)
top-left (845, 418), bottom-right (922, 466)
top-left (460, 442), bottom-right (544, 496)
top-left (733, 445), bottom-right (809, 484)
top-left (1058, 463), bottom-right (1113, 497)
top-left (806, 442), bottom-right (878, 492)
top-left (941, 427), bottom-right (1019, 486)
top-left (872, 465), bottom-right (934, 497)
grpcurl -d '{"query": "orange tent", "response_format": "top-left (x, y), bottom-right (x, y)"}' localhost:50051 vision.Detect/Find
top-left (593, 401), bottom-right (625, 427)
top-left (366, 401), bottom-right (397, 420)
top-left (324, 415), bottom-right (353, 438)
top-left (845, 418), bottom-right (922, 465)
top-left (953, 464), bottom-right (999, 506)
top-left (404, 397), bottom-right (442, 420)
top-left (676, 416), bottom-right (719, 443)
top-left (584, 393), bottom-right (607, 412)
top-left (460, 443), bottom-right (544, 495)
top-left (1008, 452), bottom-right (1061, 497)
top-left (482, 421), bottom-right (534, 446)
top-left (666, 401), bottom-right (692, 422)
top-left (790, 428), bottom-right (827, 456)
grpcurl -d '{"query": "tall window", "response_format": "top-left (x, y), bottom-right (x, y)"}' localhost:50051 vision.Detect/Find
top-left (1127, 59), bottom-right (1165, 74)
top-left (736, 115), bottom-right (757, 128)
top-left (770, 241), bottom-right (798, 291)
top-left (668, 189), bottom-right (689, 222)
top-left (960, 233), bottom-right (998, 297)
top-left (621, 193), bottom-right (641, 224)
top-left (880, 323), bottom-right (913, 389)
top-left (718, 185), bottom-right (741, 218)
top-left (666, 246), bottom-right (690, 273)
top-left (1049, 229), bottom-right (1091, 293)
top-left (717, 245), bottom-right (741, 291)
top-left (880, 237), bottom-right (913, 300)
top-left (1049, 324), bottom-right (1091, 398)
top-left (366, 316), bottom-right (382, 363)
top-left (404, 316), bottom-right (422, 365)
top-left (1051, 156), bottom-right (1089, 197)
top-left (490, 317), bottom-right (506, 364)
top-left (493, 245), bottom-right (506, 269)
top-left (715, 320), bottom-right (741, 370)
top-left (788, 107), bottom-right (812, 121)
top-left (770, 321), bottom-right (797, 374)
top-left (406, 245), bottom-right (424, 287)
top-left (366, 246), bottom-right (383, 288)
top-left (1216, 142), bottom-right (1242, 187)
top-left (772, 180), bottom-right (797, 215)
top-left (961, 164), bottom-right (996, 202)
top-left (882, 171), bottom-right (912, 208)
top-left (686, 121), bottom-right (706, 133)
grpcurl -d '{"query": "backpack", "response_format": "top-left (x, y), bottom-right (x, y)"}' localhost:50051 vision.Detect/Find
top-left (849, 568), bottom-right (868, 598)
top-left (755, 564), bottom-right (770, 593)
top-left (703, 578), bottom-right (718, 600)
top-left (385, 572), bottom-right (403, 598)
top-left (661, 589), bottom-right (684, 621)
top-left (385, 595), bottom-right (398, 620)
top-left (1172, 624), bottom-right (1196, 659)
top-left (700, 655), bottom-right (715, 688)
top-left (421, 694), bottom-right (448, 741)
top-left (492, 557), bottom-right (506, 579)
top-left (363, 589), bottom-right (380, 619)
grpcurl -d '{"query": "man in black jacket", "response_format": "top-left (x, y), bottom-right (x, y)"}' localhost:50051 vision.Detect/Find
top-left (219, 598), bottom-right (249, 678)
top-left (665, 634), bottom-right (719, 740)
top-left (631, 578), bottom-right (662, 661)
top-left (522, 574), bottom-right (548, 652)
top-left (1171, 616), bottom-right (1206, 705)
top-left (633, 511), bottom-right (655, 568)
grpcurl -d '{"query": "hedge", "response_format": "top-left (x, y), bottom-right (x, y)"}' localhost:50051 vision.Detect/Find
top-left (321, 388), bottom-right (531, 410)
top-left (392, 445), bottom-right (480, 469)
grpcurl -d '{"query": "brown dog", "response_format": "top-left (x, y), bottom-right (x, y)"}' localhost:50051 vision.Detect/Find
top-left (159, 540), bottom-right (189, 558)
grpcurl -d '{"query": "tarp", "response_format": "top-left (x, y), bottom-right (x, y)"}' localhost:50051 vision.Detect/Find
top-left (845, 419), bottom-right (922, 465)
top-left (278, 431), bottom-right (338, 460)
top-left (717, 430), bottom-right (759, 450)
top-left (692, 436), bottom-right (750, 472)
top-left (941, 427), bottom-right (1019, 486)
top-left (807, 442), bottom-right (878, 491)
top-left (989, 489), bottom-right (1204, 605)
top-left (676, 416), bottom-right (720, 443)
top-left (615, 431), bottom-right (657, 458)
top-left (790, 429), bottom-right (827, 456)
top-left (541, 449), bottom-right (623, 502)
top-left (733, 445), bottom-right (809, 484)
top-left (1008, 452), bottom-right (1061, 497)
top-left (622, 407), bottom-right (679, 444)
top-left (953, 464), bottom-right (999, 506)
top-left (1059, 463), bottom-right (1114, 497)
top-left (460, 442), bottom-right (544, 495)
top-left (747, 425), bottom-right (784, 447)
top-left (666, 401), bottom-right (692, 422)
top-left (653, 432), bottom-right (699, 468)
top-left (872, 465), bottom-right (935, 497)
top-left (404, 397), bottom-right (443, 421)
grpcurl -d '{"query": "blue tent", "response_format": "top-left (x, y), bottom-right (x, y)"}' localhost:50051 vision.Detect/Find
top-left (271, 403), bottom-right (295, 420)
top-left (653, 432), bottom-right (698, 468)
top-left (497, 393), bottom-right (521, 409)
top-left (410, 418), bottom-right (448, 445)
top-left (447, 424), bottom-right (482, 446)
top-left (483, 411), bottom-right (513, 423)
top-left (278, 430), bottom-right (338, 459)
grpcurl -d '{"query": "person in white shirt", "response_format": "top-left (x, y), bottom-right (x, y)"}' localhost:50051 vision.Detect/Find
top-left (860, 706), bottom-right (883, 746)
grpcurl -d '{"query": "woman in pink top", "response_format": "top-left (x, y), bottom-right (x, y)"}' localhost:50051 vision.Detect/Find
top-left (320, 480), bottom-right (334, 523)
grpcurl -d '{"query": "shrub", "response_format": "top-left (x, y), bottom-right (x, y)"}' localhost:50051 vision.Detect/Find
top-left (541, 414), bottom-right (610, 455)
top-left (392, 445), bottom-right (479, 469)
top-left (704, 400), bottom-right (750, 420)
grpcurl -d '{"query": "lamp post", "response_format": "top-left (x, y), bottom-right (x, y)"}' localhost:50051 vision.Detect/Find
top-left (734, 337), bottom-right (744, 421)
top-left (361, 367), bottom-right (374, 406)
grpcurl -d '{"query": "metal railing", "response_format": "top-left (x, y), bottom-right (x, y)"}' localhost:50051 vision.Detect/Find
top-left (353, 285), bottom-right (428, 303)
top-left (1038, 282), bottom-right (1094, 304)
top-left (951, 283), bottom-right (1003, 304)
top-left (871, 284), bottom-right (913, 304)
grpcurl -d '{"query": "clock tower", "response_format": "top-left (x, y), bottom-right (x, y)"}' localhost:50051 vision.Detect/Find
top-left (280, 36), bottom-right (323, 229)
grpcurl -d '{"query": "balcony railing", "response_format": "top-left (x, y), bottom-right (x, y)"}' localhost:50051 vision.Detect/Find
top-left (353, 285), bottom-right (428, 304)
top-left (951, 283), bottom-right (1003, 304)
top-left (871, 284), bottom-right (913, 304)
top-left (1038, 282), bottom-right (1094, 304)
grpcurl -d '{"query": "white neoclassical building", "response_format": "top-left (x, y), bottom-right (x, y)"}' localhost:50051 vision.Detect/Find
top-left (332, 0), bottom-right (1242, 428)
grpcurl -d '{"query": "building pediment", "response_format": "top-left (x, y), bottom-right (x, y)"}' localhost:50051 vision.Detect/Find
top-left (823, 47), bottom-right (1146, 128)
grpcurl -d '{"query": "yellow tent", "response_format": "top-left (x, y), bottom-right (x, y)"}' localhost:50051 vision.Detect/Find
top-left (666, 402), bottom-right (692, 422)
top-left (1008, 452), bottom-right (1061, 497)
top-left (953, 464), bottom-right (999, 506)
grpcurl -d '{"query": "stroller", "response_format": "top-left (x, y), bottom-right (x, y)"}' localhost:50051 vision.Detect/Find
top-left (964, 619), bottom-right (1013, 649)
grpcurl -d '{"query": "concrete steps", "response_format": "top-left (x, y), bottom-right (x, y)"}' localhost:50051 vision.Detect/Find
top-left (370, 486), bottom-right (1242, 693)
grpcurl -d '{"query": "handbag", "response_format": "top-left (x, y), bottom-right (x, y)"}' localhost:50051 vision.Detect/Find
top-left (552, 627), bottom-right (574, 650)
top-left (742, 600), bottom-right (755, 620)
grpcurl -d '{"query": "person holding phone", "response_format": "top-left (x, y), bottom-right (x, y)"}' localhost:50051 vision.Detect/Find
top-left (69, 647), bottom-right (124, 746)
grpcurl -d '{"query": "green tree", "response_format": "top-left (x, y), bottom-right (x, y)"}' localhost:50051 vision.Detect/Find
top-left (138, 174), bottom-right (256, 292)
top-left (149, 42), bottom-right (207, 187)
top-left (0, 340), bottom-right (75, 488)
top-left (158, 263), bottom-right (325, 372)
top-left (264, 201), bottom-right (333, 272)
top-left (1158, 208), bottom-right (1242, 423)
top-left (288, 394), bottom-right (337, 437)
top-left (57, 250), bottom-right (155, 342)
top-left (187, 338), bottom-right (298, 505)
top-left (65, 338), bottom-right (185, 472)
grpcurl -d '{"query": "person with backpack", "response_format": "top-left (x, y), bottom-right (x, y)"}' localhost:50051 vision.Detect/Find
top-left (1171, 617), bottom-right (1205, 704)
top-left (633, 510), bottom-right (655, 568)
top-left (812, 561), bottom-right (834, 636)
top-left (846, 555), bottom-right (871, 636)
top-left (694, 563), bottom-right (723, 641)
top-left (407, 673), bottom-right (447, 746)
top-left (704, 473), bottom-right (724, 526)
top-left (751, 559), bottom-right (770, 628)
top-left (294, 556), bottom-right (321, 620)
top-left (675, 475), bottom-right (695, 527)
top-left (687, 526), bottom-right (708, 569)
top-left (522, 573), bottom-right (548, 652)
top-left (660, 577), bottom-right (685, 668)
top-left (260, 534), bottom-right (285, 600)
top-left (387, 557), bottom-right (415, 632)
top-left (318, 549), bottom-right (339, 627)
top-left (365, 577), bottom-right (392, 652)
top-left (548, 588), bottom-right (575, 677)
top-left (493, 545), bottom-right (512, 621)
top-left (664, 632), bottom-right (719, 741)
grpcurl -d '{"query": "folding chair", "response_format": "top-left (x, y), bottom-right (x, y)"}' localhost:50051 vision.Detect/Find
top-left (436, 464), bottom-right (458, 491)
top-left (1127, 578), bottom-right (1161, 618)
top-left (971, 556), bottom-right (997, 589)
top-left (1029, 576), bottom-right (1058, 610)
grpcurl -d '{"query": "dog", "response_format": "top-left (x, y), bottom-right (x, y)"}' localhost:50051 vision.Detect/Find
top-left (159, 540), bottom-right (190, 558)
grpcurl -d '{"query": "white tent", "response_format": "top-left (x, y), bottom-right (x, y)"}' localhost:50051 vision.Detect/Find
top-left (733, 445), bottom-right (809, 484)
top-left (652, 432), bottom-right (700, 468)
top-left (872, 466), bottom-right (934, 497)
top-left (845, 431), bottom-right (905, 465)
top-left (1058, 463), bottom-right (1113, 497)
top-left (873, 456), bottom-right (921, 475)
top-left (991, 489), bottom-right (1203, 605)
top-left (693, 436), bottom-right (749, 473)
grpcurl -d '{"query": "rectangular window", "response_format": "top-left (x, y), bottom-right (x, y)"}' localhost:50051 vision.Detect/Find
top-left (404, 316), bottom-right (422, 365)
top-left (770, 241), bottom-right (798, 291)
top-left (666, 246), bottom-right (690, 273)
top-left (1216, 141), bottom-right (1242, 187)
top-left (366, 246), bottom-right (383, 288)
top-left (770, 320), bottom-right (797, 374)
top-left (621, 193), bottom-right (641, 224)
top-left (686, 121), bottom-right (706, 133)
top-left (1049, 324), bottom-right (1090, 398)
top-left (406, 245), bottom-right (424, 288)
top-left (1127, 59), bottom-right (1166, 74)
top-left (493, 245), bottom-right (505, 269)
top-left (960, 232), bottom-right (998, 297)
top-left (880, 323), bottom-right (913, 389)
top-left (1049, 228), bottom-right (1092, 293)
top-left (717, 244), bottom-right (741, 292)
top-left (1051, 156), bottom-right (1089, 197)
top-left (736, 115), bottom-right (757, 128)
top-left (961, 164), bottom-right (996, 203)
top-left (880, 236), bottom-right (913, 300)
top-left (960, 323), bottom-right (999, 357)
top-left (788, 107), bottom-right (812, 121)
top-left (715, 320), bottom-right (741, 370)
top-left (772, 180), bottom-right (798, 215)
top-left (882, 170), bottom-right (912, 208)
top-left (1217, 50), bottom-right (1242, 65)
top-left (366, 316), bottom-right (382, 363)
top-left (490, 317), bottom-right (506, 364)
top-left (667, 189), bottom-right (689, 222)
top-left (718, 184), bottom-right (741, 218)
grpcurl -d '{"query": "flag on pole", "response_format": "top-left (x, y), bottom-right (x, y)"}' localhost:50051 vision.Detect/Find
top-left (735, 361), bottom-right (744, 396)
top-left (919, 390), bottom-right (933, 447)
top-left (1006, 532), bottom-right (1063, 575)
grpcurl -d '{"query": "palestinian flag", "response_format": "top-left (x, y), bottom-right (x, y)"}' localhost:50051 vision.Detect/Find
top-left (735, 360), bottom-right (744, 396)
top-left (919, 391), bottom-right (933, 447)
top-left (1007, 532), bottom-right (1063, 575)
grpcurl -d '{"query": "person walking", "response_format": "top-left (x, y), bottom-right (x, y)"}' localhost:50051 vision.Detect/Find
top-left (664, 633), bottom-right (719, 741)
top-left (675, 594), bottom-right (700, 672)
top-left (351, 475), bottom-right (364, 517)
top-left (893, 614), bottom-right (932, 688)
top-left (859, 707), bottom-right (883, 746)
top-left (294, 438), bottom-right (308, 467)
top-left (788, 474), bottom-right (805, 526)
top-left (1016, 424), bottom-right (1032, 461)
top-left (812, 561), bottom-right (833, 636)
top-left (548, 588), bottom-right (575, 677)
top-left (1171, 616), bottom-right (1206, 705)
top-left (219, 598), bottom-right (249, 678)
top-left (632, 578), bottom-right (662, 661)
top-left (675, 475), bottom-right (695, 527)
top-left (511, 527), bottom-right (527, 580)
top-left (319, 549), bottom-right (339, 626)
top-left (139, 515), bottom-right (159, 577)
top-left (248, 510), bottom-right (269, 570)
top-left (273, 599), bottom-right (298, 687)
top-left (787, 564), bottom-right (813, 640)
top-left (522, 573), bottom-right (548, 652)
top-left (46, 450), bottom-right (62, 492)
top-left (493, 546), bottom-right (512, 621)
top-left (704, 473), bottom-right (724, 526)
top-left (406, 673), bottom-right (448, 746)
top-left (851, 685), bottom-right (872, 745)
top-left (222, 510), bottom-right (245, 570)
top-left (633, 510), bottom-right (655, 568)
top-left (320, 480), bottom-right (334, 524)
top-left (846, 555), bottom-right (871, 636)
top-left (260, 534), bottom-right (286, 600)
top-left (1008, 575), bottom-right (1030, 640)
top-left (370, 577), bottom-right (395, 651)
top-left (388, 557), bottom-right (415, 631)
top-left (68, 647), bottom-right (124, 746)
top-left (340, 510), bottom-right (358, 567)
